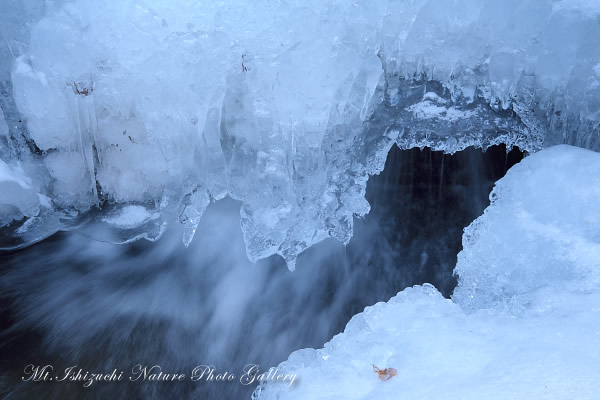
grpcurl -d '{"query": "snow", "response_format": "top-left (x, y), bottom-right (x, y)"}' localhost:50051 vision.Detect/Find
top-left (101, 205), bottom-right (156, 229)
top-left (0, 158), bottom-right (40, 226)
top-left (255, 145), bottom-right (600, 399)
top-left (553, 0), bottom-right (600, 15)
top-left (406, 96), bottom-right (476, 122)
top-left (454, 145), bottom-right (600, 313)
top-left (1, 1), bottom-right (600, 265)
top-left (0, 158), bottom-right (31, 189)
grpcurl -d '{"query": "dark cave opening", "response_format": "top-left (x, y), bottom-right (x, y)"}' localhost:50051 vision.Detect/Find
top-left (289, 143), bottom-right (525, 342)
top-left (356, 143), bottom-right (524, 296)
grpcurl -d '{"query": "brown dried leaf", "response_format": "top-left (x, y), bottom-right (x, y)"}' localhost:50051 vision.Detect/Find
top-left (372, 364), bottom-right (397, 381)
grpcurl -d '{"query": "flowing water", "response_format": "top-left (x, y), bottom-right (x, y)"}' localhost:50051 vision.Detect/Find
top-left (0, 145), bottom-right (523, 400)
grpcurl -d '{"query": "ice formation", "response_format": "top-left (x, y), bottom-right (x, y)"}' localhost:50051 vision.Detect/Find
top-left (1, 0), bottom-right (600, 267)
top-left (254, 144), bottom-right (600, 399)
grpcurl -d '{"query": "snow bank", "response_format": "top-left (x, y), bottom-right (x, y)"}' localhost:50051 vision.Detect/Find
top-left (454, 145), bottom-right (600, 314)
top-left (255, 145), bottom-right (600, 399)
top-left (1, 1), bottom-right (600, 266)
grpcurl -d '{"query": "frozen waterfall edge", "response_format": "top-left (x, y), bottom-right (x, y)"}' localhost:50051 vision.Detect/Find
top-left (1, 0), bottom-right (599, 268)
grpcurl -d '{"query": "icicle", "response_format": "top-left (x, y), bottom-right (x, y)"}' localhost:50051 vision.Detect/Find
top-left (179, 189), bottom-right (210, 247)
top-left (72, 77), bottom-right (101, 206)
top-left (285, 257), bottom-right (296, 272)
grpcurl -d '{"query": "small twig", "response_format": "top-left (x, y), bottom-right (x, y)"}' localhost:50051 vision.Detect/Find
top-left (71, 81), bottom-right (93, 96)
top-left (241, 54), bottom-right (249, 72)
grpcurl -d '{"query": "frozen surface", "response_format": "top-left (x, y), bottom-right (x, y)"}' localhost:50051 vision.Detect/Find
top-left (1, 1), bottom-right (600, 266)
top-left (0, 158), bottom-right (40, 226)
top-left (453, 145), bottom-right (600, 313)
top-left (0, 112), bottom-right (7, 138)
top-left (255, 145), bottom-right (600, 399)
top-left (101, 205), bottom-right (157, 229)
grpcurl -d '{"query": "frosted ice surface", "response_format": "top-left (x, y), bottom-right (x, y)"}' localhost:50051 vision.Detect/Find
top-left (1, 0), bottom-right (599, 266)
top-left (0, 158), bottom-right (31, 189)
top-left (0, 158), bottom-right (40, 226)
top-left (406, 93), bottom-right (476, 123)
top-left (102, 205), bottom-right (156, 229)
top-left (0, 112), bottom-right (7, 138)
top-left (255, 285), bottom-right (600, 399)
top-left (254, 145), bottom-right (600, 399)
top-left (453, 144), bottom-right (600, 313)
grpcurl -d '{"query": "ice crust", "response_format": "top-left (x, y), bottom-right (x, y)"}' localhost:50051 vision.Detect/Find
top-left (254, 145), bottom-right (600, 399)
top-left (453, 145), bottom-right (600, 314)
top-left (1, 1), bottom-right (600, 266)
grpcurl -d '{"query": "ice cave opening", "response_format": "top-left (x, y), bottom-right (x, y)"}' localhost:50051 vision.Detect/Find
top-left (0, 143), bottom-right (524, 399)
top-left (360, 144), bottom-right (524, 297)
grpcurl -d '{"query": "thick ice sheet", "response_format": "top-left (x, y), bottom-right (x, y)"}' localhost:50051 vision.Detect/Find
top-left (1, 1), bottom-right (600, 266)
top-left (255, 145), bottom-right (600, 399)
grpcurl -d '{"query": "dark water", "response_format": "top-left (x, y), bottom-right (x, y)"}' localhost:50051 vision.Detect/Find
top-left (0, 145), bottom-right (523, 400)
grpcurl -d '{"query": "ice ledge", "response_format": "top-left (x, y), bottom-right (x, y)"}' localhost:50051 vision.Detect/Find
top-left (1, 1), bottom-right (599, 268)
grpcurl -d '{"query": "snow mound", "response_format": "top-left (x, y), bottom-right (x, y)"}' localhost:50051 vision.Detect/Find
top-left (1, 1), bottom-right (600, 267)
top-left (454, 145), bottom-right (600, 313)
top-left (254, 145), bottom-right (600, 399)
